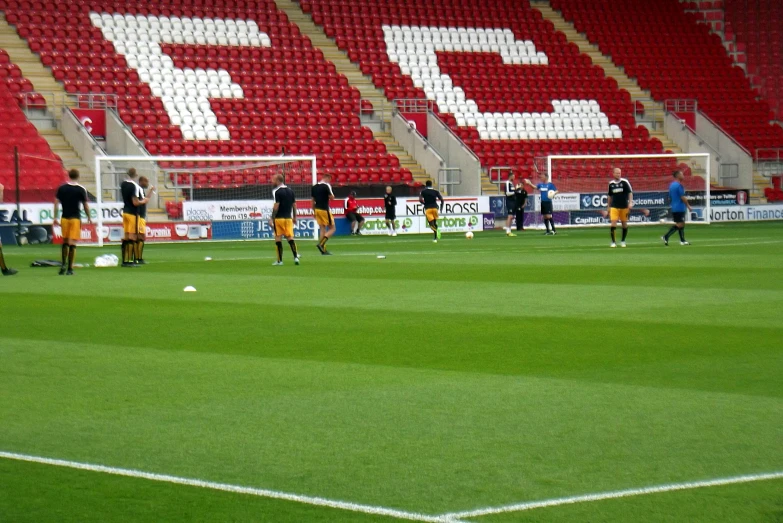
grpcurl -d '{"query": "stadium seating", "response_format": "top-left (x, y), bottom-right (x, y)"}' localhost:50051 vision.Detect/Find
top-left (553, 0), bottom-right (783, 157)
top-left (1, 0), bottom-right (413, 189)
top-left (0, 71), bottom-right (65, 202)
top-left (300, 0), bottom-right (675, 188)
top-left (0, 49), bottom-right (45, 107)
top-left (723, 0), bottom-right (782, 122)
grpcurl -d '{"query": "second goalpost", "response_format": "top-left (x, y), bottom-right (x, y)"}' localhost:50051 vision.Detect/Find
top-left (536, 153), bottom-right (711, 228)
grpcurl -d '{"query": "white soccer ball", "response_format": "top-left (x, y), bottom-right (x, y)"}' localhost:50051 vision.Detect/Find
top-left (547, 190), bottom-right (556, 199)
top-left (465, 231), bottom-right (474, 239)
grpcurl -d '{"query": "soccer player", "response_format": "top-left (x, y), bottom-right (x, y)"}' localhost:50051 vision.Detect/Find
top-left (419, 180), bottom-right (444, 243)
top-left (270, 174), bottom-right (300, 266)
top-left (0, 182), bottom-right (17, 276)
top-left (312, 173), bottom-right (335, 255)
top-left (513, 181), bottom-right (528, 232)
top-left (384, 186), bottom-right (398, 236)
top-left (503, 172), bottom-right (517, 237)
top-left (135, 176), bottom-right (155, 264)
top-left (607, 167), bottom-right (633, 248)
top-left (662, 170), bottom-right (692, 246)
top-left (53, 169), bottom-right (91, 275)
top-left (120, 168), bottom-right (153, 267)
top-left (345, 191), bottom-right (365, 235)
top-left (525, 173), bottom-right (558, 235)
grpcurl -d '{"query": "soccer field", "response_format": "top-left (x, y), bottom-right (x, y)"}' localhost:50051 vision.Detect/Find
top-left (1, 223), bottom-right (781, 522)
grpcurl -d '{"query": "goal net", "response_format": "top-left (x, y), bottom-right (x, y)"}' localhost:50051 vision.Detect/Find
top-left (92, 155), bottom-right (317, 247)
top-left (531, 153), bottom-right (711, 228)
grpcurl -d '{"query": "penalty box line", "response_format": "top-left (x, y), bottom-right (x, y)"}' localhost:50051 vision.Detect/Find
top-left (0, 451), bottom-right (462, 523)
top-left (440, 471), bottom-right (783, 520)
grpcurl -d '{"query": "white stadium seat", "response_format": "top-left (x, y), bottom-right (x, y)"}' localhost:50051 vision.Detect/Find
top-left (92, 12), bottom-right (272, 141)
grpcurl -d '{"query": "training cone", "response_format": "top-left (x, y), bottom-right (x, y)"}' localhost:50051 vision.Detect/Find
top-left (183, 286), bottom-right (197, 292)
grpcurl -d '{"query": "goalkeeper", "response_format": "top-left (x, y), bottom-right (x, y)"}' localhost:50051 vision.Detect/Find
top-left (525, 174), bottom-right (558, 235)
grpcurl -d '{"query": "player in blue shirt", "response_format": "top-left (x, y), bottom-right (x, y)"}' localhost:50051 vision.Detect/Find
top-left (525, 173), bottom-right (558, 235)
top-left (662, 170), bottom-right (692, 246)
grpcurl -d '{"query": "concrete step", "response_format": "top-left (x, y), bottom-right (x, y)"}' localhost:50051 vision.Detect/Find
top-left (534, 1), bottom-right (683, 155)
top-left (0, 14), bottom-right (94, 194)
top-left (275, 0), bottom-right (430, 183)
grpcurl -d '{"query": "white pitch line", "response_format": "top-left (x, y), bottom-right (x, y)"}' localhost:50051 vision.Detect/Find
top-left (441, 471), bottom-right (783, 520)
top-left (0, 451), bottom-right (459, 523)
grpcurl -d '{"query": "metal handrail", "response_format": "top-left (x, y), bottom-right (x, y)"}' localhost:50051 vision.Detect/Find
top-left (754, 148), bottom-right (782, 164)
top-left (391, 98), bottom-right (479, 162)
top-left (671, 116), bottom-right (723, 161)
top-left (426, 111), bottom-right (481, 163)
top-left (75, 93), bottom-right (119, 109)
top-left (396, 114), bottom-right (445, 159)
top-left (392, 98), bottom-right (434, 113)
top-left (664, 99), bottom-right (698, 113)
top-left (107, 106), bottom-right (149, 152)
top-left (698, 110), bottom-right (752, 156)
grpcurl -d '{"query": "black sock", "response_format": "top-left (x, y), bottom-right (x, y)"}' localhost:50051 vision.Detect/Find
top-left (516, 212), bottom-right (524, 230)
top-left (610, 227), bottom-right (616, 242)
top-left (275, 241), bottom-right (283, 262)
top-left (678, 227), bottom-right (686, 242)
top-left (0, 246), bottom-right (7, 270)
top-left (544, 218), bottom-right (551, 232)
top-left (549, 219), bottom-right (556, 233)
top-left (61, 244), bottom-right (69, 267)
top-left (121, 240), bottom-right (128, 263)
top-left (621, 228), bottom-right (628, 242)
top-left (288, 239), bottom-right (298, 258)
top-left (430, 220), bottom-right (438, 238)
top-left (136, 240), bottom-right (144, 261)
top-left (68, 245), bottom-right (76, 270)
top-left (664, 225), bottom-right (678, 240)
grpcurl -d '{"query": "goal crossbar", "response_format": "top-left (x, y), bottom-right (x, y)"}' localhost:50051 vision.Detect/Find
top-left (94, 155), bottom-right (318, 247)
top-left (543, 152), bottom-right (712, 226)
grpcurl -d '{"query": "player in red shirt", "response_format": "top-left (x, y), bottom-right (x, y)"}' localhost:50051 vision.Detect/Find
top-left (345, 191), bottom-right (365, 235)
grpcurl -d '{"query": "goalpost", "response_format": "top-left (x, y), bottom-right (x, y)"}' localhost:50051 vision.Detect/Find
top-left (534, 153), bottom-right (711, 228)
top-left (94, 155), bottom-right (317, 248)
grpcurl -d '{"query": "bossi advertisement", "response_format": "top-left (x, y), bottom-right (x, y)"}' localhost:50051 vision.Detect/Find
top-left (184, 196), bottom-right (490, 222)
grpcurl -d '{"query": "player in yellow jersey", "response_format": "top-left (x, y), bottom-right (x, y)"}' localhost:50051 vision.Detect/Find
top-left (270, 174), bottom-right (300, 266)
top-left (419, 180), bottom-right (444, 243)
top-left (53, 169), bottom-right (91, 275)
top-left (311, 173), bottom-right (335, 255)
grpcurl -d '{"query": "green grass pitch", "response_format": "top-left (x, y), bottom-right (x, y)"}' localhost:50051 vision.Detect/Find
top-left (0, 222), bottom-right (781, 522)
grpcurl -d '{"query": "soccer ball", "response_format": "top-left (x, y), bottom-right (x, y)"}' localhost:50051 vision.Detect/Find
top-left (547, 190), bottom-right (556, 199)
top-left (465, 231), bottom-right (474, 239)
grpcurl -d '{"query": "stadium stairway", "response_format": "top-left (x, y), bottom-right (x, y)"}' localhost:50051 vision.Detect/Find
top-left (274, 0), bottom-right (430, 185)
top-left (0, 13), bottom-right (94, 192)
top-left (533, 1), bottom-right (683, 156)
top-left (537, 0), bottom-right (773, 200)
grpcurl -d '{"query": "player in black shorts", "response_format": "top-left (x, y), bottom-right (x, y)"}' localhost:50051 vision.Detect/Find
top-left (503, 172), bottom-right (517, 237)
top-left (513, 182), bottom-right (528, 232)
top-left (384, 186), bottom-right (397, 237)
top-left (0, 182), bottom-right (17, 275)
